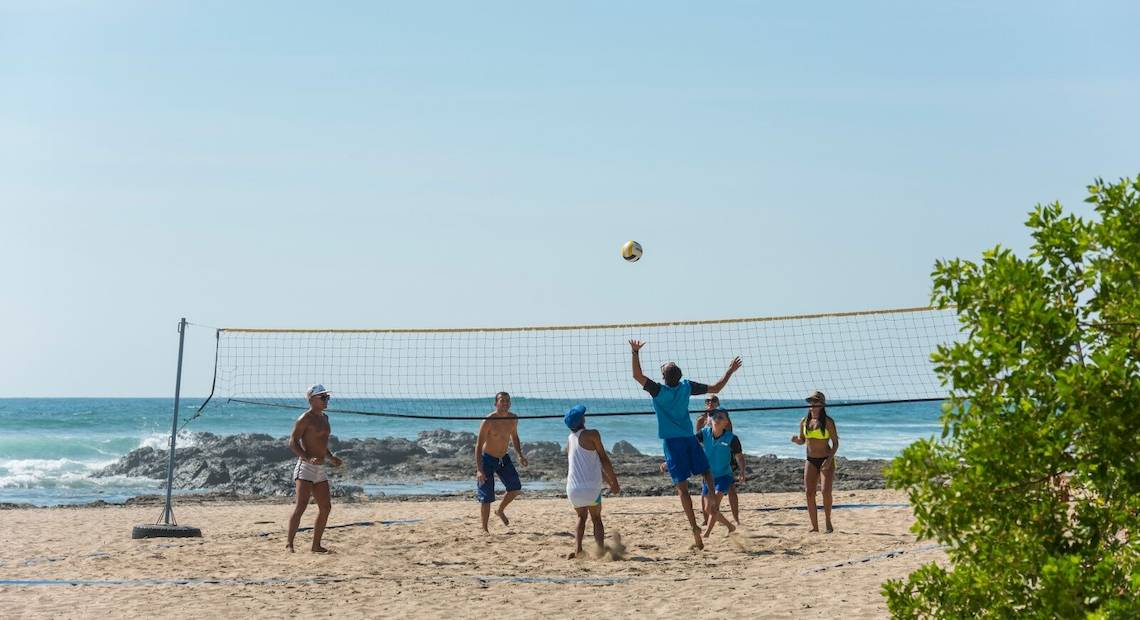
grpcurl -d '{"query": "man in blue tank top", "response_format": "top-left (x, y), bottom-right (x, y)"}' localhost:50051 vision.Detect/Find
top-left (629, 339), bottom-right (742, 550)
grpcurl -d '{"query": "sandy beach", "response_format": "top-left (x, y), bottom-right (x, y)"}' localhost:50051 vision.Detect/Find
top-left (0, 489), bottom-right (944, 619)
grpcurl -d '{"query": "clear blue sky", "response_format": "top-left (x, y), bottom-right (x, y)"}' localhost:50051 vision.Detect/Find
top-left (2, 2), bottom-right (1137, 397)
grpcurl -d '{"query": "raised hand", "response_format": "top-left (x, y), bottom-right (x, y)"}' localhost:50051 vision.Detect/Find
top-left (727, 356), bottom-right (743, 374)
top-left (629, 339), bottom-right (646, 352)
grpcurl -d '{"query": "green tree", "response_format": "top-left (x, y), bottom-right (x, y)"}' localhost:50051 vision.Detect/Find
top-left (884, 175), bottom-right (1140, 618)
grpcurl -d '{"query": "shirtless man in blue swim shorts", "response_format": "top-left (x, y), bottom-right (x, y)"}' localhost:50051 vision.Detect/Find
top-left (629, 340), bottom-right (742, 549)
top-left (475, 392), bottom-right (529, 532)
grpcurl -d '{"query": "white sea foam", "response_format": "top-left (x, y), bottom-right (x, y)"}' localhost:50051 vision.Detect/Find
top-left (0, 458), bottom-right (120, 489)
top-left (138, 430), bottom-right (200, 451)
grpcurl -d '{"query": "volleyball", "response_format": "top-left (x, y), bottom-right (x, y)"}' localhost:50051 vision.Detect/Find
top-left (621, 240), bottom-right (643, 262)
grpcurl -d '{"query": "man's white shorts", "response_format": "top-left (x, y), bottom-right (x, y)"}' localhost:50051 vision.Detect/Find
top-left (293, 459), bottom-right (328, 484)
top-left (567, 486), bottom-right (603, 508)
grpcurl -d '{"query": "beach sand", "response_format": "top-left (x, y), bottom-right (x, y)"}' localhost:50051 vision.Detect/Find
top-left (0, 489), bottom-right (943, 619)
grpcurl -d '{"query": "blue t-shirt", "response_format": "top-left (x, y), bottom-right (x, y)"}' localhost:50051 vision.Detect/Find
top-left (644, 378), bottom-right (708, 439)
top-left (700, 426), bottom-right (736, 479)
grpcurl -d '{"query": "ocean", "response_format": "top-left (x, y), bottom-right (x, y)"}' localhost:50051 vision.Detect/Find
top-left (0, 397), bottom-right (944, 506)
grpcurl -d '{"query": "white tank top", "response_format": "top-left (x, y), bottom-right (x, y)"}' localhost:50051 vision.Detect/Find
top-left (567, 429), bottom-right (603, 490)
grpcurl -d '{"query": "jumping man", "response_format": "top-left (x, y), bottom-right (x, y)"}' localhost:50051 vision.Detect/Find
top-left (476, 391), bottom-right (528, 532)
top-left (629, 340), bottom-right (742, 549)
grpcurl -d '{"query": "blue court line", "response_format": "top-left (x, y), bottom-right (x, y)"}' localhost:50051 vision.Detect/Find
top-left (300, 518), bottom-right (422, 532)
top-left (801, 543), bottom-right (946, 574)
top-left (257, 518), bottom-right (422, 537)
top-left (613, 503), bottom-right (909, 516)
top-left (0, 576), bottom-right (349, 587)
top-left (751, 503), bottom-right (909, 512)
top-left (474, 576), bottom-right (628, 585)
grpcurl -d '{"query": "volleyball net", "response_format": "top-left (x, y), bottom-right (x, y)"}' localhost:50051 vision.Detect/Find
top-left (193, 306), bottom-right (962, 421)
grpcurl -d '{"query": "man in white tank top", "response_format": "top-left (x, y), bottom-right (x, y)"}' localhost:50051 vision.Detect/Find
top-left (564, 405), bottom-right (620, 559)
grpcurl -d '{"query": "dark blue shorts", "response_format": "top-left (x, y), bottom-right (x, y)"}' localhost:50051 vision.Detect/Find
top-left (701, 475), bottom-right (735, 496)
top-left (662, 436), bottom-right (710, 485)
top-left (476, 452), bottom-right (522, 503)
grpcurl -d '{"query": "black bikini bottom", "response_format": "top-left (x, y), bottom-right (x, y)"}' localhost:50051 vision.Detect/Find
top-left (806, 456), bottom-right (828, 470)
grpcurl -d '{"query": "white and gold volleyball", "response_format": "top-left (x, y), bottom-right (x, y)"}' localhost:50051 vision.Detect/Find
top-left (621, 240), bottom-right (643, 262)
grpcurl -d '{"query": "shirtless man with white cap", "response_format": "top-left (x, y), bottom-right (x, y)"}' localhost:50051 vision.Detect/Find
top-left (286, 383), bottom-right (343, 553)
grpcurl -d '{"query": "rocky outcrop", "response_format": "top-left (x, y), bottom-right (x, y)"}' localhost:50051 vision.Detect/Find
top-left (415, 430), bottom-right (476, 457)
top-left (611, 441), bottom-right (643, 456)
top-left (95, 430), bottom-right (889, 498)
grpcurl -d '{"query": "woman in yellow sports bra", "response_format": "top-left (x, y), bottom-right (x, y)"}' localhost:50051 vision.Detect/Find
top-left (790, 390), bottom-right (839, 533)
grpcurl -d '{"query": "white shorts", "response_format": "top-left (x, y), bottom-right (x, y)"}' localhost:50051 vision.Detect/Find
top-left (293, 459), bottom-right (328, 484)
top-left (567, 486), bottom-right (603, 508)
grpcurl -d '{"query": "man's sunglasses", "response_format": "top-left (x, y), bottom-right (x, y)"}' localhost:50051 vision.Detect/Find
top-left (316, 394), bottom-right (330, 402)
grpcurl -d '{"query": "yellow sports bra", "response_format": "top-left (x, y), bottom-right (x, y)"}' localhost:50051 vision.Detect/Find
top-left (802, 419), bottom-right (830, 440)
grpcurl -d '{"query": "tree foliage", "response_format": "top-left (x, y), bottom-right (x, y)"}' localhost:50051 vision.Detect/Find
top-left (884, 175), bottom-right (1140, 618)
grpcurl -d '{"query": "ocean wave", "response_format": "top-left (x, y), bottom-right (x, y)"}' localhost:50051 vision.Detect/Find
top-left (0, 458), bottom-right (152, 489)
top-left (138, 430), bottom-right (200, 451)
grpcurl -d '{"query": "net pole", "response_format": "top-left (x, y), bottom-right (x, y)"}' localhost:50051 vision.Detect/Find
top-left (161, 317), bottom-right (187, 525)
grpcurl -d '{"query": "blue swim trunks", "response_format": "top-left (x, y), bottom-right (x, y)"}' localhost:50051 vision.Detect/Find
top-left (476, 452), bottom-right (522, 503)
top-left (662, 436), bottom-right (710, 485)
top-left (701, 475), bottom-right (735, 496)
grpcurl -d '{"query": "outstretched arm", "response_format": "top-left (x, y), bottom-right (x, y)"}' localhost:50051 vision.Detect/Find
top-left (629, 340), bottom-right (648, 387)
top-left (706, 356), bottom-right (743, 394)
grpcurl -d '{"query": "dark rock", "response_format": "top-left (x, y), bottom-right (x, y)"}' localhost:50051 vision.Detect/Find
top-left (416, 430), bottom-right (476, 457)
top-left (522, 441), bottom-right (563, 459)
top-left (611, 441), bottom-right (643, 456)
top-left (348, 437), bottom-right (426, 465)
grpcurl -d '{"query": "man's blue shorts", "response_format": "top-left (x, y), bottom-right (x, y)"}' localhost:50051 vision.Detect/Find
top-left (701, 475), bottom-right (735, 496)
top-left (476, 452), bottom-right (522, 503)
top-left (662, 436), bottom-right (710, 485)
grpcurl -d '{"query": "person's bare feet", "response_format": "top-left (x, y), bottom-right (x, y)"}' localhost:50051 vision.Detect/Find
top-left (311, 546), bottom-right (331, 553)
top-left (809, 527), bottom-right (819, 532)
top-left (495, 509), bottom-right (510, 526)
top-left (825, 524), bottom-right (834, 533)
top-left (690, 526), bottom-right (704, 550)
top-left (286, 544), bottom-right (295, 553)
top-left (566, 551), bottom-right (579, 560)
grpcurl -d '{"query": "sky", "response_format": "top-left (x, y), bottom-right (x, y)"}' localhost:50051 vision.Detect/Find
top-left (2, 1), bottom-right (1138, 397)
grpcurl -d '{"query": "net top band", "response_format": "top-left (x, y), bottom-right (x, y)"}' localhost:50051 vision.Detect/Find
top-left (219, 305), bottom-right (946, 334)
